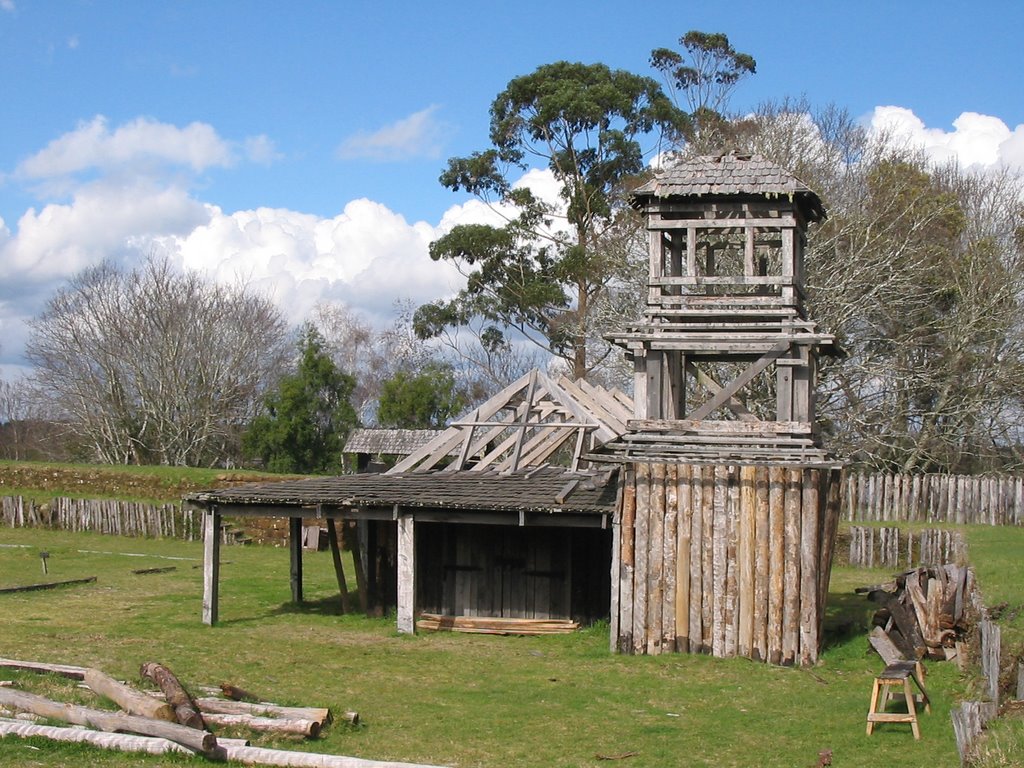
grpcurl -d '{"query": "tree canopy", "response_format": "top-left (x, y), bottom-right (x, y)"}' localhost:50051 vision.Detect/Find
top-left (242, 326), bottom-right (358, 474)
top-left (25, 255), bottom-right (289, 466)
top-left (416, 61), bottom-right (687, 380)
top-left (377, 363), bottom-right (466, 430)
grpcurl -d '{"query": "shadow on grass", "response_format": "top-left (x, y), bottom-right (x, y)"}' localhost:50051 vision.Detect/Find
top-left (821, 590), bottom-right (875, 651)
top-left (269, 594), bottom-right (352, 618)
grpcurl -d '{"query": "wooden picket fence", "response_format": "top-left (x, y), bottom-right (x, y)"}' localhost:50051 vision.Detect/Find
top-left (847, 526), bottom-right (965, 569)
top-left (0, 495), bottom-right (202, 541)
top-left (845, 472), bottom-right (1024, 525)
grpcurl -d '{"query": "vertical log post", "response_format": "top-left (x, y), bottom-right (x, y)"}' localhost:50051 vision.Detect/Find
top-left (289, 517), bottom-right (303, 604)
top-left (202, 507), bottom-right (220, 626)
top-left (397, 510), bottom-right (415, 634)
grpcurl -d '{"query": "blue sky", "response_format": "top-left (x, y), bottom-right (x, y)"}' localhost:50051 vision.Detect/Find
top-left (1, 0), bottom-right (1023, 374)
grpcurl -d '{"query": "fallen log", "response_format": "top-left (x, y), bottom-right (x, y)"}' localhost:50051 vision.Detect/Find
top-left (221, 682), bottom-right (261, 702)
top-left (0, 717), bottom-right (193, 757)
top-left (0, 577), bottom-right (97, 595)
top-left (131, 566), bottom-right (177, 575)
top-left (200, 712), bottom-right (321, 738)
top-left (220, 742), bottom-right (449, 768)
top-left (0, 687), bottom-right (217, 755)
top-left (140, 662), bottom-right (205, 730)
top-left (83, 668), bottom-right (176, 722)
top-left (0, 658), bottom-right (89, 680)
top-left (196, 697), bottom-right (333, 727)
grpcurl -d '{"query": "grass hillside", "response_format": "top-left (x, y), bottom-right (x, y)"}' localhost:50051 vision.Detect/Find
top-left (0, 460), bottom-right (293, 504)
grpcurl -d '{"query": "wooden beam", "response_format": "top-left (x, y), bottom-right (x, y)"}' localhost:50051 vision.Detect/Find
top-left (202, 509), bottom-right (220, 626)
top-left (397, 512), bottom-right (416, 634)
top-left (687, 342), bottom-right (790, 421)
top-left (686, 363), bottom-right (756, 421)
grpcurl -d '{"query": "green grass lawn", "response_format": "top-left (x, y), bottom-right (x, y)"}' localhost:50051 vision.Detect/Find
top-left (0, 526), bottom-right (991, 768)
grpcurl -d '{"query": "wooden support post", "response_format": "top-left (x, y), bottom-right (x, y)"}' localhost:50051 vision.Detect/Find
top-left (397, 512), bottom-right (416, 634)
top-left (349, 521), bottom-right (369, 614)
top-left (326, 518), bottom-right (350, 614)
top-left (289, 517), bottom-right (303, 605)
top-left (799, 470), bottom-right (820, 666)
top-left (202, 508), bottom-right (220, 626)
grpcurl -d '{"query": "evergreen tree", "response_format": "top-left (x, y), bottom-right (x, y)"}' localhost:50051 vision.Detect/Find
top-left (243, 326), bottom-right (358, 473)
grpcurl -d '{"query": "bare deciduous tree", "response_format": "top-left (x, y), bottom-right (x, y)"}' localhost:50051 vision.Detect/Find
top-left (26, 255), bottom-right (290, 466)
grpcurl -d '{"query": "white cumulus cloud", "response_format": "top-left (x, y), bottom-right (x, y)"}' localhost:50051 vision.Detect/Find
top-left (869, 106), bottom-right (1024, 172)
top-left (336, 106), bottom-right (449, 161)
top-left (16, 116), bottom-right (236, 180)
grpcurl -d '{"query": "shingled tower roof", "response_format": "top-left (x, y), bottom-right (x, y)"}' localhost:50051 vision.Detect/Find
top-left (632, 153), bottom-right (826, 222)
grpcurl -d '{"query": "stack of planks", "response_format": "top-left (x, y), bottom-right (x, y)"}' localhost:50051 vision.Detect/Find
top-left (0, 657), bottom-right (445, 768)
top-left (858, 564), bottom-right (973, 661)
top-left (415, 613), bottom-right (579, 635)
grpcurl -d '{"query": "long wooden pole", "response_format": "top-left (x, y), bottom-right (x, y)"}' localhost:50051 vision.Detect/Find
top-left (202, 508), bottom-right (220, 626)
top-left (289, 517), bottom-right (303, 605)
top-left (0, 688), bottom-right (216, 755)
top-left (0, 719), bottom-right (193, 758)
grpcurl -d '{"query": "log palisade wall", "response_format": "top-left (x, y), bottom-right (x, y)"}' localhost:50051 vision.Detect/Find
top-left (845, 472), bottom-right (1024, 525)
top-left (612, 463), bottom-right (842, 666)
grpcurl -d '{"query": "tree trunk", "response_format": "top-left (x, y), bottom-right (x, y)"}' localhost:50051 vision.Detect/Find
top-left (139, 662), bottom-right (205, 730)
top-left (83, 668), bottom-right (175, 722)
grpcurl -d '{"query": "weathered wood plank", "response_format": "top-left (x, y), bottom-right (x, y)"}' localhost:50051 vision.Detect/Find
top-left (712, 465), bottom-right (728, 657)
top-left (738, 465), bottom-right (756, 659)
top-left (646, 463), bottom-right (666, 654)
top-left (782, 469), bottom-right (802, 665)
top-left (676, 464), bottom-right (692, 652)
top-left (662, 464), bottom-right (678, 652)
top-left (799, 470), bottom-right (820, 666)
top-left (632, 464), bottom-right (651, 655)
top-left (767, 467), bottom-right (785, 664)
top-left (688, 465), bottom-right (704, 653)
top-left (753, 466), bottom-right (770, 662)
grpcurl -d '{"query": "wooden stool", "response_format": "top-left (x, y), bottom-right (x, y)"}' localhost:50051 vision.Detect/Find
top-left (866, 661), bottom-right (931, 740)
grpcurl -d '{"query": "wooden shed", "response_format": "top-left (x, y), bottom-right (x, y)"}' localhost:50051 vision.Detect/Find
top-left (186, 370), bottom-right (631, 631)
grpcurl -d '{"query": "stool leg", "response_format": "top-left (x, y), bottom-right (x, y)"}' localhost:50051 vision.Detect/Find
top-left (903, 678), bottom-right (920, 740)
top-left (867, 678), bottom-right (882, 735)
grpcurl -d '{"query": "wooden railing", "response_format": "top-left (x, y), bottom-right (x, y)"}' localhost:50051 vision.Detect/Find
top-left (844, 472), bottom-right (1024, 525)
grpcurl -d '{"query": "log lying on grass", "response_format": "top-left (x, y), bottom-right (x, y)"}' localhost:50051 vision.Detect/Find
top-left (0, 658), bottom-right (89, 680)
top-left (219, 743), bottom-right (449, 768)
top-left (0, 688), bottom-right (217, 755)
top-left (140, 662), bottom-right (206, 730)
top-left (0, 717), bottom-right (194, 757)
top-left (221, 682), bottom-right (261, 702)
top-left (83, 668), bottom-right (176, 722)
top-left (0, 577), bottom-right (97, 595)
top-left (196, 697), bottom-right (334, 727)
top-left (200, 712), bottom-right (321, 738)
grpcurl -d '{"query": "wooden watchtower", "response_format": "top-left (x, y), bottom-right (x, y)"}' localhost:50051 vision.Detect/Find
top-left (598, 154), bottom-right (844, 665)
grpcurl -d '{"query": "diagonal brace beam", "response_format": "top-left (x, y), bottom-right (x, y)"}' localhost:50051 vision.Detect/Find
top-left (686, 341), bottom-right (790, 421)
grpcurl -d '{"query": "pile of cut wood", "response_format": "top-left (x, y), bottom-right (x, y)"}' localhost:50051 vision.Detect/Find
top-left (0, 657), bottom-right (441, 768)
top-left (858, 563), bottom-right (973, 662)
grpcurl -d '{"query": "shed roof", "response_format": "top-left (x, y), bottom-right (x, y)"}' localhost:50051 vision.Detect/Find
top-left (632, 153), bottom-right (825, 222)
top-left (186, 465), bottom-right (618, 515)
top-left (344, 428), bottom-right (444, 456)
